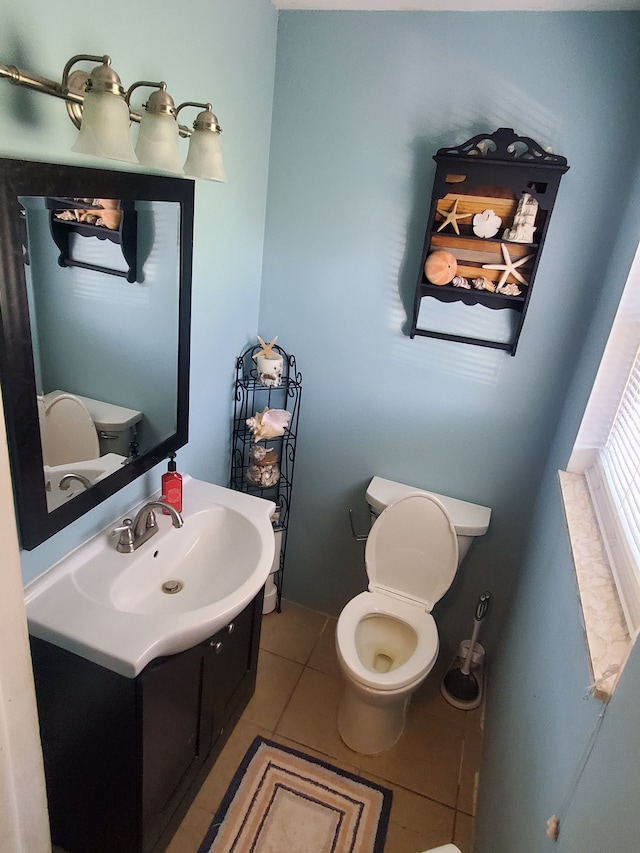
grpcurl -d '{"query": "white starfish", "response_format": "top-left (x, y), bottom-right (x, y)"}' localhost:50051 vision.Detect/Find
top-left (482, 243), bottom-right (533, 290)
top-left (436, 198), bottom-right (473, 236)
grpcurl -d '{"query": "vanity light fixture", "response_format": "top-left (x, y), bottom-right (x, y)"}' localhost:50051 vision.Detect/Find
top-left (128, 81), bottom-right (183, 174)
top-left (0, 54), bottom-right (226, 181)
top-left (67, 56), bottom-right (137, 163)
top-left (178, 103), bottom-right (227, 183)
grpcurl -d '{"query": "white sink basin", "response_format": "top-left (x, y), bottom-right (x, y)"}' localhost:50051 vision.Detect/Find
top-left (25, 476), bottom-right (276, 677)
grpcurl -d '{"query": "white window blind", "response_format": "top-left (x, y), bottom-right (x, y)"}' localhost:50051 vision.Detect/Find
top-left (569, 243), bottom-right (640, 636)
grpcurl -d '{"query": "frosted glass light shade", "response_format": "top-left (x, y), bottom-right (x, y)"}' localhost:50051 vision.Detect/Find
top-left (72, 90), bottom-right (137, 163)
top-left (183, 130), bottom-right (226, 182)
top-left (135, 111), bottom-right (183, 174)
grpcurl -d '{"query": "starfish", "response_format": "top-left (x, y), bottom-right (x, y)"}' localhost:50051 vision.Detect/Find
top-left (252, 335), bottom-right (278, 361)
top-left (482, 243), bottom-right (534, 290)
top-left (436, 198), bottom-right (473, 235)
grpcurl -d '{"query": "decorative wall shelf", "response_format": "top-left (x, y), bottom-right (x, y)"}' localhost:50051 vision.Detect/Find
top-left (410, 128), bottom-right (569, 356)
top-left (230, 344), bottom-right (302, 612)
top-left (47, 197), bottom-right (138, 282)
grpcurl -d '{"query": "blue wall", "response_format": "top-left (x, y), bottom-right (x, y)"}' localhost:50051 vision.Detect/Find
top-left (0, 0), bottom-right (279, 583)
top-left (260, 9), bottom-right (640, 655)
top-left (260, 10), bottom-right (640, 852)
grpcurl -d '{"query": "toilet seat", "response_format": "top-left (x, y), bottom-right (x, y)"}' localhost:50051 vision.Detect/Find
top-left (365, 492), bottom-right (458, 611)
top-left (336, 590), bottom-right (439, 691)
top-left (41, 393), bottom-right (99, 466)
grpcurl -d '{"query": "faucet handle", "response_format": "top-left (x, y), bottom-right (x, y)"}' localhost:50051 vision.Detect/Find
top-left (111, 518), bottom-right (135, 553)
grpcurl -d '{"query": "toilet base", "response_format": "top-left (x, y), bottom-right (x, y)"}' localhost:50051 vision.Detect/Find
top-left (337, 680), bottom-right (412, 754)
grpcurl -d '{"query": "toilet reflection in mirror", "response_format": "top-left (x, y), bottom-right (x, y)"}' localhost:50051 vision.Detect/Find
top-left (37, 390), bottom-right (142, 511)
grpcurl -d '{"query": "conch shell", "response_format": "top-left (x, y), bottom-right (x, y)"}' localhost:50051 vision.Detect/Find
top-left (246, 407), bottom-right (291, 442)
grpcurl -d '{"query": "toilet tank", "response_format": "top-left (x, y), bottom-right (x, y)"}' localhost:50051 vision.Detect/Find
top-left (45, 391), bottom-right (142, 458)
top-left (365, 476), bottom-right (491, 563)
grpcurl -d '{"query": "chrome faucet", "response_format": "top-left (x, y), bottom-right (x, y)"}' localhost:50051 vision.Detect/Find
top-left (59, 472), bottom-right (92, 491)
top-left (112, 500), bottom-right (183, 553)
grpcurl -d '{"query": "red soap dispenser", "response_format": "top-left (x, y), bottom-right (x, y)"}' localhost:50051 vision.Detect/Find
top-left (161, 453), bottom-right (183, 514)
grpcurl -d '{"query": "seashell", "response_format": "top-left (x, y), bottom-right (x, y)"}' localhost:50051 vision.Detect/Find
top-left (473, 209), bottom-right (502, 239)
top-left (451, 275), bottom-right (471, 289)
top-left (245, 461), bottom-right (280, 487)
top-left (471, 277), bottom-right (496, 292)
top-left (246, 407), bottom-right (291, 442)
top-left (424, 250), bottom-right (457, 285)
top-left (497, 281), bottom-right (522, 297)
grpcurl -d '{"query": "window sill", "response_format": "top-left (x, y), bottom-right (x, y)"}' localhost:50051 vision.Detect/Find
top-left (558, 470), bottom-right (631, 702)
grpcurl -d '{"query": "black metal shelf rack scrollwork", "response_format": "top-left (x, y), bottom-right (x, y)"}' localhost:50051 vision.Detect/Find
top-left (229, 344), bottom-right (302, 612)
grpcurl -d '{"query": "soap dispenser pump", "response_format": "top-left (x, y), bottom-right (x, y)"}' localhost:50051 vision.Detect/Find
top-left (161, 453), bottom-right (183, 514)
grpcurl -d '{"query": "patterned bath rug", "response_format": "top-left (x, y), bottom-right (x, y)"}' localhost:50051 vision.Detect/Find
top-left (197, 736), bottom-right (392, 853)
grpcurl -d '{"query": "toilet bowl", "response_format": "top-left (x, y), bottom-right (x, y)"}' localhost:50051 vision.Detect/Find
top-left (336, 477), bottom-right (491, 755)
top-left (37, 393), bottom-right (100, 466)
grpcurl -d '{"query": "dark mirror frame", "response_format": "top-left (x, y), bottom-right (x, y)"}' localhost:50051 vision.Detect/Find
top-left (0, 157), bottom-right (194, 550)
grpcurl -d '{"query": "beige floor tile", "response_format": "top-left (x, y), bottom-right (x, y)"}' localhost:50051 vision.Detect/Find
top-left (260, 599), bottom-right (328, 663)
top-left (268, 732), bottom-right (361, 778)
top-left (164, 802), bottom-right (213, 853)
top-left (242, 648), bottom-right (303, 730)
top-left (193, 718), bottom-right (270, 818)
top-left (359, 705), bottom-right (464, 808)
top-left (413, 665), bottom-right (470, 730)
top-left (275, 666), bottom-right (361, 766)
top-left (457, 731), bottom-right (483, 816)
top-left (307, 615), bottom-right (341, 678)
top-left (384, 783), bottom-right (455, 839)
top-left (384, 820), bottom-right (452, 853)
top-left (454, 810), bottom-right (475, 853)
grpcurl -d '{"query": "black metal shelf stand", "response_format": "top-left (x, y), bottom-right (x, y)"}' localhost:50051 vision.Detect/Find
top-left (229, 344), bottom-right (302, 612)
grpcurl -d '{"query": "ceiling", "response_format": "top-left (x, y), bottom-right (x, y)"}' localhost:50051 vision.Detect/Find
top-left (271, 1), bottom-right (640, 10)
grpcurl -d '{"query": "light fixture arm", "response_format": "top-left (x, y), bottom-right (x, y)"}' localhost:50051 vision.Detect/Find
top-left (0, 61), bottom-right (82, 105)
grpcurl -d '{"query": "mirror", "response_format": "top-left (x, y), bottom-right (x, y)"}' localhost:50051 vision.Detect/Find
top-left (0, 158), bottom-right (194, 549)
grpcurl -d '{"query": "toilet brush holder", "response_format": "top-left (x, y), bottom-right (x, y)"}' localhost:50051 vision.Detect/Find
top-left (456, 640), bottom-right (485, 670)
top-left (441, 591), bottom-right (491, 711)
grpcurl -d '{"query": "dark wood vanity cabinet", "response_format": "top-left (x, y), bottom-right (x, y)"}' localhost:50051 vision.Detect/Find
top-left (29, 589), bottom-right (263, 853)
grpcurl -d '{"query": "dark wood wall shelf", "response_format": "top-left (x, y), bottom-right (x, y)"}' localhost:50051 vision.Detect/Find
top-left (410, 128), bottom-right (569, 355)
top-left (47, 196), bottom-right (138, 282)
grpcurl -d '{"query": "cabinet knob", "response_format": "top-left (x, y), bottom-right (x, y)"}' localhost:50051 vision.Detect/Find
top-left (227, 622), bottom-right (235, 635)
top-left (209, 640), bottom-right (223, 653)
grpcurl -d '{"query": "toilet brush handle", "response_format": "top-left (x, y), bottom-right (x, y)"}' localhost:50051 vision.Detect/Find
top-left (461, 618), bottom-right (482, 675)
top-left (476, 591), bottom-right (491, 621)
top-left (461, 592), bottom-right (491, 676)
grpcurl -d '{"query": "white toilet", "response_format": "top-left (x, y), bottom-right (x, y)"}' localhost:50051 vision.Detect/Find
top-left (336, 476), bottom-right (491, 755)
top-left (37, 393), bottom-right (100, 466)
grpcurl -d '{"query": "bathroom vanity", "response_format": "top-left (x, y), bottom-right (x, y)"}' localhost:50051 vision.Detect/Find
top-left (30, 589), bottom-right (263, 853)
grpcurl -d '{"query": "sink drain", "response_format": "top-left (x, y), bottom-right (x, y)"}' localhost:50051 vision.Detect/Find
top-left (162, 580), bottom-right (183, 594)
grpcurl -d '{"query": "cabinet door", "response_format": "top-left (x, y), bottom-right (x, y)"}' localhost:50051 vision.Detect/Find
top-left (201, 594), bottom-right (262, 750)
top-left (138, 644), bottom-right (204, 853)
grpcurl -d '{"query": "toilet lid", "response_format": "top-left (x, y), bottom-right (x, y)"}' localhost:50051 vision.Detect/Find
top-left (43, 393), bottom-right (99, 466)
top-left (365, 493), bottom-right (458, 611)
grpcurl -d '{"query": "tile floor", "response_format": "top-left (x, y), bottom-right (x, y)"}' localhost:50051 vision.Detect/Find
top-left (166, 600), bottom-right (483, 853)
